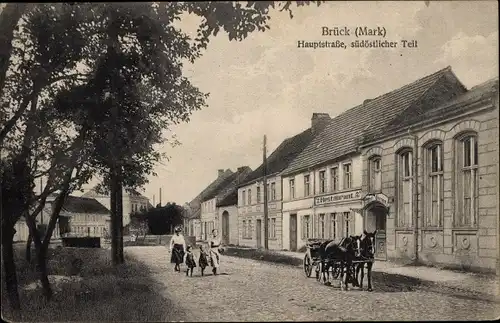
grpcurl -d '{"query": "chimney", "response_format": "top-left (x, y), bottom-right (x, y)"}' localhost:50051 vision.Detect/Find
top-left (218, 169), bottom-right (224, 177)
top-left (311, 113), bottom-right (331, 134)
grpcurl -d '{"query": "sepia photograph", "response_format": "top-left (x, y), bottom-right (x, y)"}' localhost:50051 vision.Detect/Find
top-left (1, 1), bottom-right (499, 321)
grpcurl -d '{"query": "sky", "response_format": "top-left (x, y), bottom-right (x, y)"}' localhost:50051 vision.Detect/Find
top-left (69, 1), bottom-right (497, 204)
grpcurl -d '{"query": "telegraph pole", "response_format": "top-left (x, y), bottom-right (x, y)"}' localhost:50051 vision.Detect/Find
top-left (263, 135), bottom-right (269, 250)
top-left (40, 177), bottom-right (43, 225)
top-left (159, 187), bottom-right (162, 206)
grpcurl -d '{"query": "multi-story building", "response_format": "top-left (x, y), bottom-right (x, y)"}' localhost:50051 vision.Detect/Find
top-left (82, 186), bottom-right (152, 226)
top-left (237, 113), bottom-right (330, 250)
top-left (359, 76), bottom-right (498, 272)
top-left (200, 166), bottom-right (252, 241)
top-left (184, 169), bottom-right (234, 240)
top-left (280, 67), bottom-right (468, 253)
top-left (63, 196), bottom-right (111, 237)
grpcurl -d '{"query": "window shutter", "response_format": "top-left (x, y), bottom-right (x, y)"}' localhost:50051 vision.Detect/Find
top-left (300, 216), bottom-right (305, 240)
top-left (314, 214), bottom-right (319, 238)
top-left (325, 214), bottom-right (330, 238)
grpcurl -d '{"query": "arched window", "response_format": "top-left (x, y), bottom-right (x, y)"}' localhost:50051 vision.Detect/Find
top-left (369, 155), bottom-right (382, 192)
top-left (396, 148), bottom-right (413, 227)
top-left (455, 133), bottom-right (479, 227)
top-left (424, 141), bottom-right (444, 227)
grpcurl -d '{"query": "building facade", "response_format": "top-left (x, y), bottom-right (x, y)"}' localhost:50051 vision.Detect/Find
top-left (237, 116), bottom-right (330, 250)
top-left (280, 67), bottom-right (468, 253)
top-left (360, 77), bottom-right (499, 271)
top-left (184, 169), bottom-right (234, 241)
top-left (62, 196), bottom-right (111, 238)
top-left (82, 186), bottom-right (151, 226)
top-left (200, 167), bottom-right (252, 241)
top-left (281, 155), bottom-right (365, 251)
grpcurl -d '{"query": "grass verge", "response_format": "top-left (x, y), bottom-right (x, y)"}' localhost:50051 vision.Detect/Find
top-left (1, 244), bottom-right (185, 322)
top-left (224, 246), bottom-right (302, 267)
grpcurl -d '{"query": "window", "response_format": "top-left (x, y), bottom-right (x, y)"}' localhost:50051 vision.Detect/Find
top-left (304, 175), bottom-right (311, 196)
top-left (256, 186), bottom-right (261, 203)
top-left (242, 220), bottom-right (247, 238)
top-left (319, 170), bottom-right (326, 193)
top-left (456, 135), bottom-right (478, 226)
top-left (343, 163), bottom-right (352, 189)
top-left (344, 212), bottom-right (352, 236)
top-left (248, 220), bottom-right (252, 238)
top-left (370, 157), bottom-right (382, 192)
top-left (425, 143), bottom-right (443, 227)
top-left (242, 190), bottom-right (246, 206)
top-left (302, 215), bottom-right (311, 239)
top-left (397, 150), bottom-right (413, 227)
top-left (269, 218), bottom-right (276, 239)
top-left (330, 213), bottom-right (338, 240)
top-left (289, 179), bottom-right (295, 199)
top-left (318, 214), bottom-right (326, 238)
top-left (270, 182), bottom-right (276, 201)
top-left (248, 189), bottom-right (252, 205)
top-left (331, 167), bottom-right (339, 192)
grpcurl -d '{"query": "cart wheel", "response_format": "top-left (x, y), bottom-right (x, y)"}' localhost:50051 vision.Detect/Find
top-left (303, 254), bottom-right (313, 277)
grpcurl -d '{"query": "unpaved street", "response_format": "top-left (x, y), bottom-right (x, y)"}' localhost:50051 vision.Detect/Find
top-left (127, 246), bottom-right (499, 321)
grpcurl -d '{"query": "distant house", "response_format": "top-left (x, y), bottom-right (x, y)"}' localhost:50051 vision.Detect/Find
top-left (183, 169), bottom-right (234, 240)
top-left (13, 195), bottom-right (110, 241)
top-left (200, 166), bottom-right (252, 243)
top-left (62, 196), bottom-right (111, 238)
top-left (82, 186), bottom-right (152, 226)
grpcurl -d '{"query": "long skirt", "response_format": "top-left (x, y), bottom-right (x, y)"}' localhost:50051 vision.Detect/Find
top-left (171, 244), bottom-right (185, 265)
top-left (209, 248), bottom-right (220, 269)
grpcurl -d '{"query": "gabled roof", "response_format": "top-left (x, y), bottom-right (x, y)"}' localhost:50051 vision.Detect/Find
top-left (82, 185), bottom-right (150, 201)
top-left (203, 166), bottom-right (252, 204)
top-left (238, 128), bottom-right (315, 187)
top-left (60, 196), bottom-right (110, 215)
top-left (282, 66), bottom-right (466, 175)
top-left (185, 169), bottom-right (234, 220)
top-left (383, 76), bottom-right (498, 134)
top-left (217, 191), bottom-right (238, 208)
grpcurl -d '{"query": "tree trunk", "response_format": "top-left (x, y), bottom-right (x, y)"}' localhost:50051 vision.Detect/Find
top-left (1, 223), bottom-right (22, 318)
top-left (36, 246), bottom-right (52, 300)
top-left (25, 233), bottom-right (32, 263)
top-left (0, 3), bottom-right (28, 96)
top-left (116, 171), bottom-right (124, 264)
top-left (110, 168), bottom-right (120, 265)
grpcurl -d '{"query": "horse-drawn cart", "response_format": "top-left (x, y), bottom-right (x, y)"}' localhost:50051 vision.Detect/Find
top-left (303, 238), bottom-right (327, 278)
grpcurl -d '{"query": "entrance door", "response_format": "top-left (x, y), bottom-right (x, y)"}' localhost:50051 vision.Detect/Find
top-left (256, 220), bottom-right (262, 249)
top-left (367, 206), bottom-right (387, 260)
top-left (221, 211), bottom-right (230, 245)
top-left (289, 214), bottom-right (297, 252)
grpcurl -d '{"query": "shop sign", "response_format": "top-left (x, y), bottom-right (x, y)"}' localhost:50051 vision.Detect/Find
top-left (314, 190), bottom-right (362, 205)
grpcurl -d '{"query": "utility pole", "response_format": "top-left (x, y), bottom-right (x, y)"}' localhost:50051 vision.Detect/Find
top-left (153, 194), bottom-right (155, 207)
top-left (263, 135), bottom-right (269, 250)
top-left (159, 187), bottom-right (162, 206)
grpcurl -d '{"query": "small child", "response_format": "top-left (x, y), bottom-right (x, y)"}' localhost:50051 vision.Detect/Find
top-left (184, 245), bottom-right (196, 277)
top-left (198, 245), bottom-right (209, 276)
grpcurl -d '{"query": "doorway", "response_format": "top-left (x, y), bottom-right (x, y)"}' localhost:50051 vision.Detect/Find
top-left (256, 219), bottom-right (262, 249)
top-left (365, 204), bottom-right (387, 260)
top-left (289, 214), bottom-right (297, 252)
top-left (221, 211), bottom-right (230, 245)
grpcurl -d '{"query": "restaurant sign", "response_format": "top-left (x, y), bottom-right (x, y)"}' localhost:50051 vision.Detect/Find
top-left (315, 190), bottom-right (362, 206)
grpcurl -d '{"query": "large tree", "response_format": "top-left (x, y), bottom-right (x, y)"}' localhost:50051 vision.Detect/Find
top-left (0, 1), bottom-right (323, 313)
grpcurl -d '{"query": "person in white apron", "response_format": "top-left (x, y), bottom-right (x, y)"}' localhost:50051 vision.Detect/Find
top-left (169, 226), bottom-right (186, 272)
top-left (207, 229), bottom-right (223, 275)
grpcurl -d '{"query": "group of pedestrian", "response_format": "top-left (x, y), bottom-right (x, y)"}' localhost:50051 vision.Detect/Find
top-left (169, 225), bottom-right (224, 276)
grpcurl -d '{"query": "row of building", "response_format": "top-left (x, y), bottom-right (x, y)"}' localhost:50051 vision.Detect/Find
top-left (13, 187), bottom-right (152, 242)
top-left (184, 67), bottom-right (499, 273)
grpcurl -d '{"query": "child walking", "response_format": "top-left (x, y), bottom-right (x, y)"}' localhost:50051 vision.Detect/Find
top-left (198, 245), bottom-right (209, 276)
top-left (184, 246), bottom-right (196, 277)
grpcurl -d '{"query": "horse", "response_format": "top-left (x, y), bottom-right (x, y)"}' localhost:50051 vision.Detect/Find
top-left (316, 236), bottom-right (359, 291)
top-left (353, 230), bottom-right (377, 291)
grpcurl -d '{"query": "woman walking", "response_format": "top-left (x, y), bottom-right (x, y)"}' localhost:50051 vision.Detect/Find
top-left (169, 226), bottom-right (186, 272)
top-left (208, 229), bottom-right (223, 275)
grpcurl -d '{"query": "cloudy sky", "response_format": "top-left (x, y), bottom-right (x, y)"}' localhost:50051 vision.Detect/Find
top-left (78, 1), bottom-right (498, 205)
